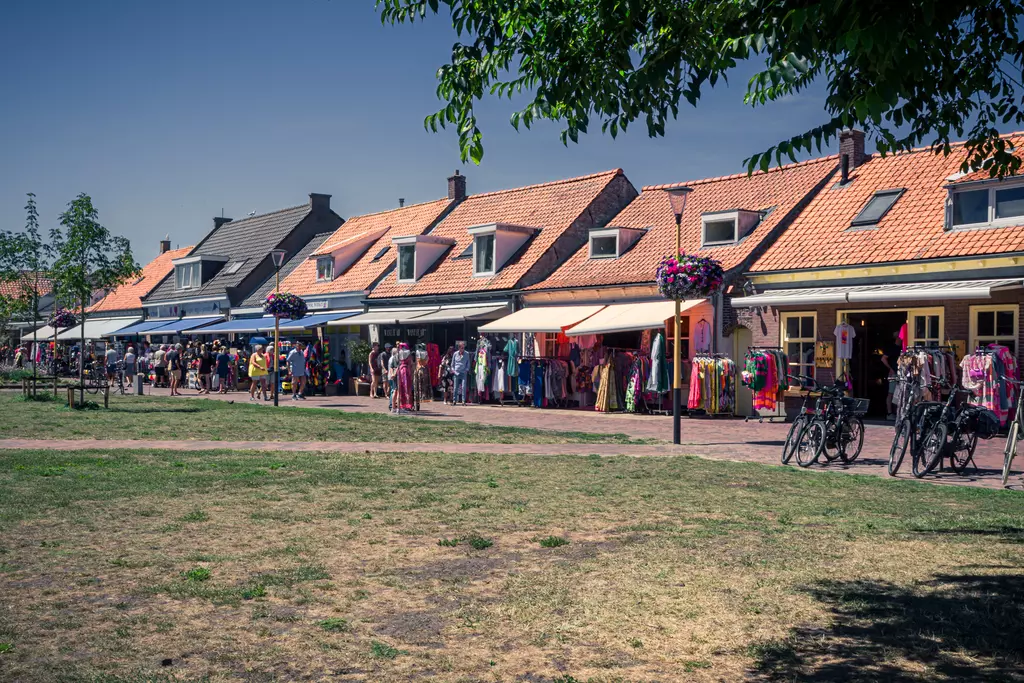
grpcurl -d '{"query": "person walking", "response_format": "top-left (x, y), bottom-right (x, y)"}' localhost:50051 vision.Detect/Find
top-left (215, 344), bottom-right (231, 394)
top-left (153, 345), bottom-right (167, 388)
top-left (368, 342), bottom-right (381, 399)
top-left (451, 341), bottom-right (471, 405)
top-left (287, 341), bottom-right (308, 400)
top-left (105, 344), bottom-right (119, 386)
top-left (123, 346), bottom-right (137, 384)
top-left (197, 344), bottom-right (213, 394)
top-left (248, 344), bottom-right (268, 401)
top-left (166, 344), bottom-right (182, 396)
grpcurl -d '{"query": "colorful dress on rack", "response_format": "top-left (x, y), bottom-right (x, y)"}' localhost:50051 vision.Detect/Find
top-left (595, 363), bottom-right (621, 412)
top-left (413, 359), bottom-right (432, 409)
top-left (396, 357), bottom-right (414, 411)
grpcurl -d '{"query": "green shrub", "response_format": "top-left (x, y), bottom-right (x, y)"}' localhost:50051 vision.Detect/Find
top-left (537, 536), bottom-right (570, 548)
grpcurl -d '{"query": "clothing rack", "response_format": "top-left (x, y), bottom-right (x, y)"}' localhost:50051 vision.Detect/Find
top-left (742, 346), bottom-right (787, 422)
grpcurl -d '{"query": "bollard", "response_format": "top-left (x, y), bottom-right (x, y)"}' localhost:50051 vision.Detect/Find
top-left (67, 386), bottom-right (75, 409)
top-left (135, 373), bottom-right (145, 395)
top-left (23, 379), bottom-right (29, 397)
top-left (104, 382), bottom-right (110, 409)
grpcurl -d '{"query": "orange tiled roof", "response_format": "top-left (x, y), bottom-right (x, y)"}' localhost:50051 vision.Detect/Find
top-left (0, 273), bottom-right (53, 299)
top-left (369, 170), bottom-right (626, 299)
top-left (751, 135), bottom-right (1024, 272)
top-left (278, 198), bottom-right (452, 297)
top-left (530, 157), bottom-right (838, 290)
top-left (88, 246), bottom-right (192, 313)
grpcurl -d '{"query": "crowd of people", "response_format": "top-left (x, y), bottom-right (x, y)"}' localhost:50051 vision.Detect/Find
top-left (367, 340), bottom-right (473, 413)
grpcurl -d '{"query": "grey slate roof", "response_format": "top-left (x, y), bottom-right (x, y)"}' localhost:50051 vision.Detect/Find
top-left (241, 232), bottom-right (334, 307)
top-left (145, 203), bottom-right (328, 304)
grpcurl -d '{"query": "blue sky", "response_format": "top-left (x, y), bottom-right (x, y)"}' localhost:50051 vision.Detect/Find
top-left (0, 0), bottom-right (840, 264)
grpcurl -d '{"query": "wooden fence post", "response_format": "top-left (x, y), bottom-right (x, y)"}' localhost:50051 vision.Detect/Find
top-left (104, 382), bottom-right (109, 409)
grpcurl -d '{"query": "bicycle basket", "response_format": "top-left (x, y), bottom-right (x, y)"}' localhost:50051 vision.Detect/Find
top-left (841, 397), bottom-right (870, 417)
top-left (969, 408), bottom-right (1000, 440)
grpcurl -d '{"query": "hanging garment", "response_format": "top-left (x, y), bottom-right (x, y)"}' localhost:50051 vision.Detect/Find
top-left (518, 359), bottom-right (533, 396)
top-left (504, 337), bottom-right (519, 378)
top-left (413, 359), bottom-right (432, 409)
top-left (427, 343), bottom-right (442, 387)
top-left (694, 319), bottom-right (712, 353)
top-left (492, 358), bottom-right (507, 394)
top-left (834, 322), bottom-right (857, 360)
top-left (595, 362), bottom-right (621, 412)
top-left (646, 333), bottom-right (669, 394)
top-left (396, 357), bottom-right (415, 411)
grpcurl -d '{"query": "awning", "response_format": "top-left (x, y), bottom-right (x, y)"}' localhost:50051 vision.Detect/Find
top-left (733, 279), bottom-right (1024, 307)
top-left (406, 304), bottom-right (509, 324)
top-left (151, 316), bottom-right (224, 335)
top-left (478, 304), bottom-right (605, 333)
top-left (568, 300), bottom-right (706, 335)
top-left (106, 319), bottom-right (179, 336)
top-left (342, 308), bottom-right (440, 325)
top-left (186, 317), bottom-right (270, 335)
top-left (56, 317), bottom-right (141, 341)
top-left (277, 311), bottom-right (360, 330)
top-left (29, 323), bottom-right (57, 339)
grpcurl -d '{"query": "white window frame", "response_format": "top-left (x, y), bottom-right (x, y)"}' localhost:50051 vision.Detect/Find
top-left (174, 263), bottom-right (199, 291)
top-left (969, 304), bottom-right (1018, 353)
top-left (780, 312), bottom-right (816, 385)
top-left (473, 233), bottom-right (496, 277)
top-left (947, 179), bottom-right (1024, 230)
top-left (316, 257), bottom-right (334, 282)
top-left (588, 231), bottom-right (620, 259)
top-left (701, 211), bottom-right (739, 246)
top-left (396, 244), bottom-right (417, 283)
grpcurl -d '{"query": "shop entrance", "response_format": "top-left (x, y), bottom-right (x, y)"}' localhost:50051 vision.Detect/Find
top-left (847, 311), bottom-right (906, 418)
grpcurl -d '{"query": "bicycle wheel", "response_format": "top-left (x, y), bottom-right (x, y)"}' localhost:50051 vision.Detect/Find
top-left (781, 416), bottom-right (807, 465)
top-left (950, 428), bottom-right (977, 475)
top-left (889, 418), bottom-right (912, 476)
top-left (797, 419), bottom-right (826, 468)
top-left (918, 422), bottom-right (947, 477)
top-left (821, 415), bottom-right (843, 462)
top-left (1003, 420), bottom-right (1020, 486)
top-left (840, 417), bottom-right (865, 463)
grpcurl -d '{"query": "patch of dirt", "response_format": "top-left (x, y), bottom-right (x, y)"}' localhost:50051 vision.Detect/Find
top-left (374, 608), bottom-right (447, 648)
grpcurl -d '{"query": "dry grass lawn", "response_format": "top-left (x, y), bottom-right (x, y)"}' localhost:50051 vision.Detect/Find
top-left (0, 448), bottom-right (1022, 682)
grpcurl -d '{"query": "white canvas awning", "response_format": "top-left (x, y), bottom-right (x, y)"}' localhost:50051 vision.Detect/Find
top-left (29, 323), bottom-right (57, 339)
top-left (56, 317), bottom-right (141, 341)
top-left (478, 305), bottom-right (606, 333)
top-left (341, 308), bottom-right (439, 325)
top-left (408, 304), bottom-right (509, 323)
top-left (733, 279), bottom-right (1024, 307)
top-left (568, 300), bottom-right (705, 335)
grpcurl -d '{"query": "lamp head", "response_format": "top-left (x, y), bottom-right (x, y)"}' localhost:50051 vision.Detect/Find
top-left (270, 249), bottom-right (287, 268)
top-left (666, 187), bottom-right (693, 224)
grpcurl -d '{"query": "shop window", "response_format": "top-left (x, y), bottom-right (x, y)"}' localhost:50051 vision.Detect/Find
top-left (589, 234), bottom-right (618, 258)
top-left (971, 305), bottom-right (1018, 354)
top-left (397, 245), bottom-right (416, 282)
top-left (474, 234), bottom-right (495, 276)
top-left (316, 257), bottom-right (334, 282)
top-left (781, 313), bottom-right (815, 381)
top-left (850, 188), bottom-right (904, 227)
top-left (912, 314), bottom-right (941, 347)
top-left (949, 181), bottom-right (1024, 229)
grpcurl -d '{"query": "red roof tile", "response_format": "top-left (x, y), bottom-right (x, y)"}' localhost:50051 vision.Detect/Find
top-left (370, 170), bottom-right (628, 299)
top-left (751, 135), bottom-right (1024, 272)
top-left (0, 273), bottom-right (53, 299)
top-left (278, 198), bottom-right (452, 297)
top-left (88, 246), bottom-right (192, 313)
top-left (531, 157), bottom-right (838, 290)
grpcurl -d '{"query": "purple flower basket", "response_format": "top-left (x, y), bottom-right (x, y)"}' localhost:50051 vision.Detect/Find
top-left (655, 254), bottom-right (724, 300)
top-left (49, 308), bottom-right (78, 330)
top-left (263, 292), bottom-right (308, 320)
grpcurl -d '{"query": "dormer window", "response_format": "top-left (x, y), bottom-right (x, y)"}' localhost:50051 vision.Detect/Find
top-left (947, 179), bottom-right (1024, 230)
top-left (316, 257), bottom-right (334, 282)
top-left (474, 234), bottom-right (496, 276)
top-left (172, 255), bottom-right (228, 291)
top-left (588, 227), bottom-right (646, 259)
top-left (701, 210), bottom-right (763, 247)
top-left (851, 189), bottom-right (904, 227)
top-left (466, 223), bottom-right (539, 277)
top-left (397, 244), bottom-right (416, 282)
top-left (392, 235), bottom-right (456, 283)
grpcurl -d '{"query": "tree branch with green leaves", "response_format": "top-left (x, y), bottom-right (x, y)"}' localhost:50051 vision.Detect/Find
top-left (377, 0), bottom-right (1024, 176)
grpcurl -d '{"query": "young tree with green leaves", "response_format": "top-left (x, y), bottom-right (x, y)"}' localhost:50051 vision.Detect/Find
top-left (377, 0), bottom-right (1024, 176)
top-left (50, 193), bottom-right (140, 404)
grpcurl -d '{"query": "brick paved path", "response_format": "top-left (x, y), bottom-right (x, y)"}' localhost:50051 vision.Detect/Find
top-left (2, 385), bottom-right (1020, 490)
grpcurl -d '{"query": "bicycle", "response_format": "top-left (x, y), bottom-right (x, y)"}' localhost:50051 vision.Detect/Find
top-left (888, 378), bottom-right (942, 476)
top-left (1001, 375), bottom-right (1023, 486)
top-left (917, 384), bottom-right (981, 477)
top-left (84, 361), bottom-right (107, 395)
top-left (781, 374), bottom-right (817, 465)
top-left (795, 381), bottom-right (844, 467)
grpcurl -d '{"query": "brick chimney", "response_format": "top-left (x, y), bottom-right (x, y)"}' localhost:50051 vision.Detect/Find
top-left (214, 216), bottom-right (233, 229)
top-left (839, 129), bottom-right (868, 171)
top-left (448, 170), bottom-right (467, 201)
top-left (159, 237), bottom-right (171, 254)
top-left (309, 193), bottom-right (332, 212)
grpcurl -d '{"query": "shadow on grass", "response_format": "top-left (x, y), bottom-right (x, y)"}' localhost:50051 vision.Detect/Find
top-left (749, 574), bottom-right (1024, 682)
top-left (111, 406), bottom-right (203, 415)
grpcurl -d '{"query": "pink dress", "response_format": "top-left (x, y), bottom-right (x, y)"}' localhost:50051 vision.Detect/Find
top-left (397, 357), bottom-right (414, 411)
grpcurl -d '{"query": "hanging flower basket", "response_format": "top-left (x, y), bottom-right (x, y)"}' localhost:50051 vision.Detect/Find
top-left (655, 253), bottom-right (724, 300)
top-left (49, 308), bottom-right (78, 330)
top-left (264, 292), bottom-right (308, 320)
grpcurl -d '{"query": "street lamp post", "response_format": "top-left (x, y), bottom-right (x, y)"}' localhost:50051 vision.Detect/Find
top-left (666, 187), bottom-right (692, 446)
top-left (270, 249), bottom-right (287, 407)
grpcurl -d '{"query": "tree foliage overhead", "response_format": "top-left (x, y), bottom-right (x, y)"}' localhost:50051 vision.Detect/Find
top-left (377, 0), bottom-right (1024, 176)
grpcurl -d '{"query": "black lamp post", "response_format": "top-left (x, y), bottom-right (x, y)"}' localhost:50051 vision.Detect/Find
top-left (666, 187), bottom-right (692, 446)
top-left (270, 249), bottom-right (287, 407)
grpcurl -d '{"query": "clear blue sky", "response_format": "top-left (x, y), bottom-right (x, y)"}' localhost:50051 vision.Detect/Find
top-left (0, 0), bottom-right (842, 264)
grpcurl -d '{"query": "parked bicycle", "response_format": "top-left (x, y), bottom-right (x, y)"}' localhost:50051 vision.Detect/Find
top-left (795, 378), bottom-right (866, 467)
top-left (888, 378), bottom-right (943, 477)
top-left (781, 374), bottom-right (818, 465)
top-left (1001, 375), bottom-right (1023, 486)
top-left (917, 383), bottom-right (986, 477)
